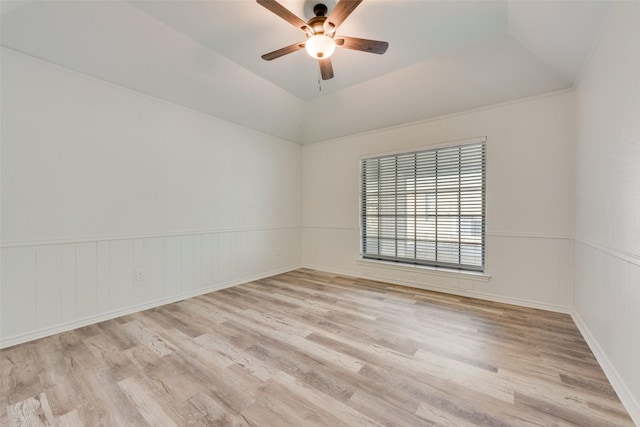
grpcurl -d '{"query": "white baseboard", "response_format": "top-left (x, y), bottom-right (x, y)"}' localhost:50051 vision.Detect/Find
top-left (0, 264), bottom-right (301, 349)
top-left (571, 310), bottom-right (640, 427)
top-left (301, 264), bottom-right (572, 314)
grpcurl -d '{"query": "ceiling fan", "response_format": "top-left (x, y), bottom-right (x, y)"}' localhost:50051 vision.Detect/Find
top-left (257, 0), bottom-right (389, 80)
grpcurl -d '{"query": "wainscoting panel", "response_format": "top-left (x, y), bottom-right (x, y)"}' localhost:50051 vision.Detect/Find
top-left (302, 226), bottom-right (573, 312)
top-left (0, 227), bottom-right (301, 348)
top-left (573, 239), bottom-right (640, 425)
top-left (1, 247), bottom-right (37, 340)
top-left (35, 245), bottom-right (62, 330)
top-left (76, 242), bottom-right (99, 319)
top-left (110, 239), bottom-right (135, 312)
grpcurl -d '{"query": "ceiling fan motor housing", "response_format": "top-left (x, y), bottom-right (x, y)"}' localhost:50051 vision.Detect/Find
top-left (307, 3), bottom-right (332, 36)
top-left (313, 4), bottom-right (328, 17)
top-left (307, 16), bottom-right (327, 35)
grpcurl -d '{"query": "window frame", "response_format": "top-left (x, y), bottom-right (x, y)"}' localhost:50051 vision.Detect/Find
top-left (359, 137), bottom-right (486, 273)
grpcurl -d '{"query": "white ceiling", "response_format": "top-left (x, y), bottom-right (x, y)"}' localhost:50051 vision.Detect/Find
top-left (0, 0), bottom-right (612, 143)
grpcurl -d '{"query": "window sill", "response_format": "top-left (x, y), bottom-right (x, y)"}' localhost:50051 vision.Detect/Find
top-left (356, 258), bottom-right (491, 282)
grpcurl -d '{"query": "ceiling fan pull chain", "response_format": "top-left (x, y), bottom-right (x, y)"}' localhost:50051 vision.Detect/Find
top-left (318, 70), bottom-right (323, 92)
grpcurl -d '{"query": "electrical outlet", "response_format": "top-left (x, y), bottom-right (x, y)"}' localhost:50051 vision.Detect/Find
top-left (134, 268), bottom-right (145, 281)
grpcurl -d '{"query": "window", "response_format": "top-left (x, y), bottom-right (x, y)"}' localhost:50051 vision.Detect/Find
top-left (360, 139), bottom-right (486, 272)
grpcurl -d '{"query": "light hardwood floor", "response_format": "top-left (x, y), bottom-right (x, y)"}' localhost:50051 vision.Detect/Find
top-left (1, 268), bottom-right (635, 426)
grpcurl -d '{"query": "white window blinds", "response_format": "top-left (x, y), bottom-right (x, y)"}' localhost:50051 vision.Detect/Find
top-left (360, 140), bottom-right (486, 272)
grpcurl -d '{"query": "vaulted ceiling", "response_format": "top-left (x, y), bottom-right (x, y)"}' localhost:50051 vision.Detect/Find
top-left (1, 0), bottom-right (612, 143)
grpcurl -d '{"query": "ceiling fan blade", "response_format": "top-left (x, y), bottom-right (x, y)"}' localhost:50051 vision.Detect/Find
top-left (336, 36), bottom-right (389, 54)
top-left (324, 0), bottom-right (363, 33)
top-left (256, 0), bottom-right (310, 33)
top-left (261, 42), bottom-right (305, 61)
top-left (319, 58), bottom-right (334, 80)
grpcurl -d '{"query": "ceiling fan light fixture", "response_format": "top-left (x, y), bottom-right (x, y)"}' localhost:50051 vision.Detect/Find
top-left (305, 34), bottom-right (336, 59)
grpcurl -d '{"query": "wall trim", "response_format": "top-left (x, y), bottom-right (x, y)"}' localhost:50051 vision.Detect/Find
top-left (303, 225), bottom-right (358, 230)
top-left (488, 231), bottom-right (573, 240)
top-left (302, 225), bottom-right (573, 241)
top-left (571, 310), bottom-right (640, 426)
top-left (302, 88), bottom-right (575, 147)
top-left (302, 264), bottom-right (572, 314)
top-left (1, 225), bottom-right (302, 249)
top-left (575, 235), bottom-right (640, 266)
top-left (0, 264), bottom-right (301, 349)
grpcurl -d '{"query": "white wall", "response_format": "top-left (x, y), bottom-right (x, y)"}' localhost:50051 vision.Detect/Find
top-left (573, 2), bottom-right (640, 423)
top-left (302, 90), bottom-right (575, 311)
top-left (0, 48), bottom-right (302, 347)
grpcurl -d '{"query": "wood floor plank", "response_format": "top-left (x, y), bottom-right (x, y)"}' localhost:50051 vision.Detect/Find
top-left (6, 392), bottom-right (54, 427)
top-left (271, 371), bottom-right (383, 427)
top-left (1, 268), bottom-right (635, 426)
top-left (117, 375), bottom-right (180, 426)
